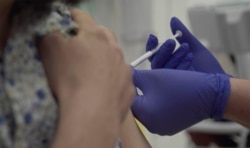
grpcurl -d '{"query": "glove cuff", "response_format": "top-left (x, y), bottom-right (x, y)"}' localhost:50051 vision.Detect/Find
top-left (212, 74), bottom-right (231, 119)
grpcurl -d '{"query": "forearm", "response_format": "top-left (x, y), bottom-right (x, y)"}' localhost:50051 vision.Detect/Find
top-left (51, 93), bottom-right (120, 148)
top-left (120, 110), bottom-right (151, 148)
top-left (52, 113), bottom-right (118, 148)
top-left (224, 78), bottom-right (250, 127)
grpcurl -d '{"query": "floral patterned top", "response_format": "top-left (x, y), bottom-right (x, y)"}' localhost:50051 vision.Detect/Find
top-left (0, 2), bottom-right (76, 148)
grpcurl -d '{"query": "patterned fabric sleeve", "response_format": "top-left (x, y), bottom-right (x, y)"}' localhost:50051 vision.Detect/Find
top-left (1, 2), bottom-right (76, 148)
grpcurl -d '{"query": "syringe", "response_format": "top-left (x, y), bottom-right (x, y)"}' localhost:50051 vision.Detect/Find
top-left (130, 30), bottom-right (182, 67)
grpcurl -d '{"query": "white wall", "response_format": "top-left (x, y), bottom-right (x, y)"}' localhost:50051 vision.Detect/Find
top-left (151, 0), bottom-right (228, 41)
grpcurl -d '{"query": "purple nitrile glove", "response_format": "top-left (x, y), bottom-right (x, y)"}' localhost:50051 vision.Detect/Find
top-left (132, 69), bottom-right (231, 135)
top-left (146, 17), bottom-right (225, 74)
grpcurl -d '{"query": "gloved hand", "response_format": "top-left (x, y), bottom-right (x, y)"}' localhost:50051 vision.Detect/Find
top-left (146, 17), bottom-right (225, 74)
top-left (132, 69), bottom-right (230, 135)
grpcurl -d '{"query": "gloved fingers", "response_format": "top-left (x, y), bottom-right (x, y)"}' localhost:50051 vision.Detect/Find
top-left (132, 95), bottom-right (164, 135)
top-left (130, 67), bottom-right (143, 96)
top-left (146, 34), bottom-right (159, 62)
top-left (163, 43), bottom-right (189, 69)
top-left (181, 52), bottom-right (193, 63)
top-left (177, 61), bottom-right (192, 70)
top-left (170, 17), bottom-right (204, 52)
top-left (132, 69), bottom-right (148, 91)
top-left (176, 52), bottom-right (193, 69)
top-left (131, 95), bottom-right (145, 119)
top-left (151, 39), bottom-right (176, 69)
top-left (131, 95), bottom-right (154, 132)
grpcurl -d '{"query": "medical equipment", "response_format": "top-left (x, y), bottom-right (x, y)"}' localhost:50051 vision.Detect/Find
top-left (130, 30), bottom-right (182, 67)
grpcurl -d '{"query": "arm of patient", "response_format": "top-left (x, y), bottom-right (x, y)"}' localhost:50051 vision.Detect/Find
top-left (120, 110), bottom-right (151, 148)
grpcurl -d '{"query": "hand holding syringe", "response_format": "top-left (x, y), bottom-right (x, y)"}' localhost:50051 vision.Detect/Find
top-left (130, 30), bottom-right (182, 67)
